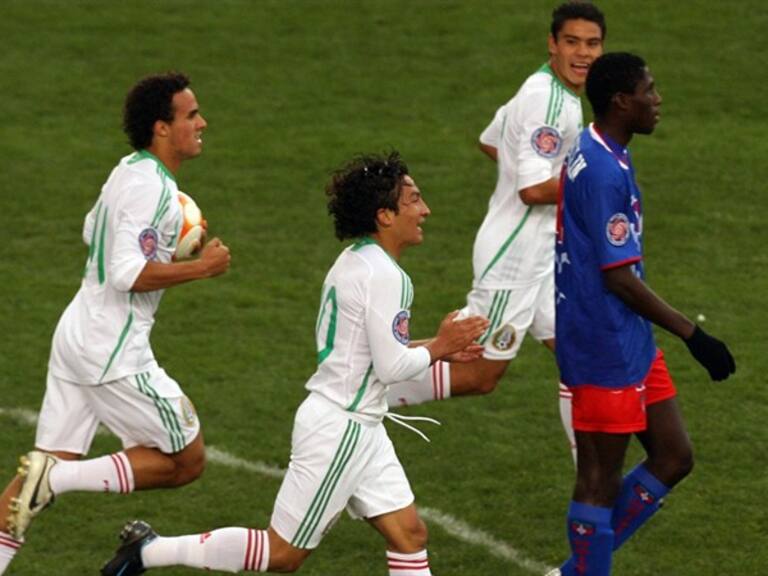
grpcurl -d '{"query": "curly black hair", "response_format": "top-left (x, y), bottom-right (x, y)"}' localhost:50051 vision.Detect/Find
top-left (587, 52), bottom-right (647, 119)
top-left (551, 1), bottom-right (606, 40)
top-left (326, 151), bottom-right (410, 241)
top-left (122, 72), bottom-right (190, 151)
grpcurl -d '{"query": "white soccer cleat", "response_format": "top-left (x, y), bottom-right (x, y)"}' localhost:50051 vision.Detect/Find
top-left (545, 569), bottom-right (561, 576)
top-left (7, 451), bottom-right (57, 539)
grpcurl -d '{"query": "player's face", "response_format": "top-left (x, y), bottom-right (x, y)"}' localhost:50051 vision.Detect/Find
top-left (629, 68), bottom-right (662, 135)
top-left (548, 18), bottom-right (604, 93)
top-left (394, 176), bottom-right (430, 248)
top-left (167, 88), bottom-right (207, 162)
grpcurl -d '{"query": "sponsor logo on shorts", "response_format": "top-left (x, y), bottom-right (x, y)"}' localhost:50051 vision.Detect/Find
top-left (138, 227), bottom-right (159, 260)
top-left (392, 310), bottom-right (410, 344)
top-left (606, 213), bottom-right (630, 246)
top-left (181, 396), bottom-right (197, 426)
top-left (491, 324), bottom-right (516, 351)
top-left (531, 126), bottom-right (562, 158)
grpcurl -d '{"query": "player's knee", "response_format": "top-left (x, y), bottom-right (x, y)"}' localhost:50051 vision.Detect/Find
top-left (172, 447), bottom-right (206, 486)
top-left (400, 515), bottom-right (429, 551)
top-left (268, 545), bottom-right (308, 573)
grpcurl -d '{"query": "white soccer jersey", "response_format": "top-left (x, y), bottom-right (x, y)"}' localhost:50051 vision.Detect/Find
top-left (474, 63), bottom-right (583, 289)
top-left (305, 238), bottom-right (431, 421)
top-left (48, 150), bottom-right (184, 385)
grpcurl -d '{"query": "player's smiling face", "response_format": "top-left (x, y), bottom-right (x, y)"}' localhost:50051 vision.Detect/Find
top-left (548, 18), bottom-right (604, 93)
top-left (167, 88), bottom-right (207, 161)
top-left (394, 176), bottom-right (430, 248)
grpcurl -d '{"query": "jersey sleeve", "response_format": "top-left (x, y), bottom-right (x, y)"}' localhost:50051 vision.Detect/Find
top-left (109, 177), bottom-right (173, 292)
top-left (479, 104), bottom-right (505, 147)
top-left (579, 166), bottom-right (642, 270)
top-left (365, 266), bottom-right (431, 384)
top-left (511, 86), bottom-right (563, 191)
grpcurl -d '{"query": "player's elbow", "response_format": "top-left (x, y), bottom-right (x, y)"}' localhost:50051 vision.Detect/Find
top-left (518, 188), bottom-right (536, 205)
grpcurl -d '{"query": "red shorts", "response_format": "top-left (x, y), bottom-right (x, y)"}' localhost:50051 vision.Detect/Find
top-left (570, 349), bottom-right (677, 433)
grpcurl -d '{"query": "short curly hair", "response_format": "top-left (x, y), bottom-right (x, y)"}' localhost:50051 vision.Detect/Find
top-left (587, 52), bottom-right (647, 119)
top-left (551, 1), bottom-right (606, 40)
top-left (326, 151), bottom-right (410, 241)
top-left (123, 72), bottom-right (190, 150)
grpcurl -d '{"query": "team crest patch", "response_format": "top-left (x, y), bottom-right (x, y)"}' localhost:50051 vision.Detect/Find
top-left (138, 227), bottom-right (159, 260)
top-left (491, 324), bottom-right (516, 351)
top-left (180, 396), bottom-right (197, 426)
top-left (606, 213), bottom-right (630, 246)
top-left (531, 126), bottom-right (562, 158)
top-left (392, 310), bottom-right (411, 344)
top-left (633, 482), bottom-right (655, 504)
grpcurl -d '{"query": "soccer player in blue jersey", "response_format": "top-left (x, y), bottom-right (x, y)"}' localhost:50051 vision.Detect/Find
top-left (551, 52), bottom-right (735, 575)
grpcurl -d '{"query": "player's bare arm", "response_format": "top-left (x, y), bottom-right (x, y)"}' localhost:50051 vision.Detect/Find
top-left (602, 264), bottom-right (694, 338)
top-left (519, 177), bottom-right (560, 205)
top-left (131, 238), bottom-right (231, 292)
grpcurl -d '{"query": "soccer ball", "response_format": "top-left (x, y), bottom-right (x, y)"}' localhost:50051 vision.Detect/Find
top-left (175, 191), bottom-right (207, 260)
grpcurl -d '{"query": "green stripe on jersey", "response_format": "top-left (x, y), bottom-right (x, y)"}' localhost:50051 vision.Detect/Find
top-left (98, 292), bottom-right (133, 382)
top-left (479, 205), bottom-right (532, 281)
top-left (97, 206), bottom-right (109, 285)
top-left (292, 420), bottom-right (361, 548)
top-left (347, 363), bottom-right (373, 412)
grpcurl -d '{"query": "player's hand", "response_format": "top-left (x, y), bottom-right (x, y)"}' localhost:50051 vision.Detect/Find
top-left (684, 325), bottom-right (735, 381)
top-left (199, 237), bottom-right (231, 278)
top-left (427, 311), bottom-right (489, 362)
top-left (444, 343), bottom-right (485, 363)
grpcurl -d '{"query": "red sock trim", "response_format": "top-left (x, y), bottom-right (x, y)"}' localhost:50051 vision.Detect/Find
top-left (110, 453), bottom-right (129, 493)
top-left (0, 533), bottom-right (21, 550)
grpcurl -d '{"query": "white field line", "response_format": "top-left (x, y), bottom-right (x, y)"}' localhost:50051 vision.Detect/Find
top-left (1, 406), bottom-right (554, 575)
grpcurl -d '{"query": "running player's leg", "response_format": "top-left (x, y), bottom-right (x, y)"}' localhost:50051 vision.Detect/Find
top-left (369, 505), bottom-right (432, 575)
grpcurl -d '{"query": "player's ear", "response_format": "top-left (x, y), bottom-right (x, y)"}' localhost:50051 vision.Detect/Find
top-left (376, 207), bottom-right (395, 229)
top-left (612, 92), bottom-right (632, 114)
top-left (153, 119), bottom-right (171, 140)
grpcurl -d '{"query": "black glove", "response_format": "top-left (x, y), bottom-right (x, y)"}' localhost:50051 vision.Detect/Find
top-left (684, 325), bottom-right (736, 381)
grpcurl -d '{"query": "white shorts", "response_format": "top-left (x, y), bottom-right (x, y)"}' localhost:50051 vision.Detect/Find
top-left (461, 274), bottom-right (555, 360)
top-left (36, 367), bottom-right (200, 455)
top-left (271, 393), bottom-right (414, 549)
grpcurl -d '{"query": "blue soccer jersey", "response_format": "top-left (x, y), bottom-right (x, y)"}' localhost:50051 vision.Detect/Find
top-left (555, 124), bottom-right (656, 388)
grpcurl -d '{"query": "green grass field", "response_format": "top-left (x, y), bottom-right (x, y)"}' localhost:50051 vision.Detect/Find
top-left (1, 1), bottom-right (766, 574)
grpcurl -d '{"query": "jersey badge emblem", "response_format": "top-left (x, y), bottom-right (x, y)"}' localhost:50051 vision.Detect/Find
top-left (491, 324), bottom-right (516, 351)
top-left (633, 482), bottom-right (656, 504)
top-left (181, 396), bottom-right (197, 427)
top-left (531, 126), bottom-right (562, 158)
top-left (392, 310), bottom-right (411, 345)
top-left (606, 213), bottom-right (630, 246)
top-left (138, 227), bottom-right (159, 260)
top-left (570, 520), bottom-right (595, 537)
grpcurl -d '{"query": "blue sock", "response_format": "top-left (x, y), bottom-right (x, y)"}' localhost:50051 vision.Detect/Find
top-left (561, 465), bottom-right (670, 574)
top-left (611, 463), bottom-right (669, 549)
top-left (560, 502), bottom-right (613, 576)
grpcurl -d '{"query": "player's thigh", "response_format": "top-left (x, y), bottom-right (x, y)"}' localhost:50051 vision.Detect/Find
top-left (89, 367), bottom-right (200, 455)
top-left (528, 273), bottom-right (555, 343)
top-left (463, 285), bottom-right (540, 360)
top-left (271, 394), bottom-right (379, 550)
top-left (35, 372), bottom-right (100, 455)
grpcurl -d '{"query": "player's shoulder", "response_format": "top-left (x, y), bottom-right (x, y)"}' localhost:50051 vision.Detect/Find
top-left (343, 240), bottom-right (402, 282)
top-left (121, 151), bottom-right (176, 190)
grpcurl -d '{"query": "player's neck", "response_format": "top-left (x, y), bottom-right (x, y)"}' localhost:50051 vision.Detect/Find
top-left (594, 120), bottom-right (633, 147)
top-left (371, 232), bottom-right (402, 261)
top-left (146, 144), bottom-right (180, 175)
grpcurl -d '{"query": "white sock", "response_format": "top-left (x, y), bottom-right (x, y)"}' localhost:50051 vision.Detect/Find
top-left (387, 549), bottom-right (431, 575)
top-left (48, 452), bottom-right (134, 494)
top-left (387, 361), bottom-right (450, 407)
top-left (558, 382), bottom-right (577, 466)
top-left (0, 531), bottom-right (22, 575)
top-left (143, 528), bottom-right (269, 572)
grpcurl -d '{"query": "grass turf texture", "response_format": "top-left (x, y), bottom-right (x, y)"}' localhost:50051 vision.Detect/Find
top-left (1, 1), bottom-right (766, 574)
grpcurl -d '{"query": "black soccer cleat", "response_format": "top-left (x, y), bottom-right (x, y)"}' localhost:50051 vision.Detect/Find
top-left (101, 520), bottom-right (157, 576)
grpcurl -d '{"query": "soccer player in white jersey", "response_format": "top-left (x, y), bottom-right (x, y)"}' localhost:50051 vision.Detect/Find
top-left (0, 72), bottom-right (231, 574)
top-left (100, 152), bottom-right (488, 576)
top-left (386, 1), bottom-right (605, 461)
